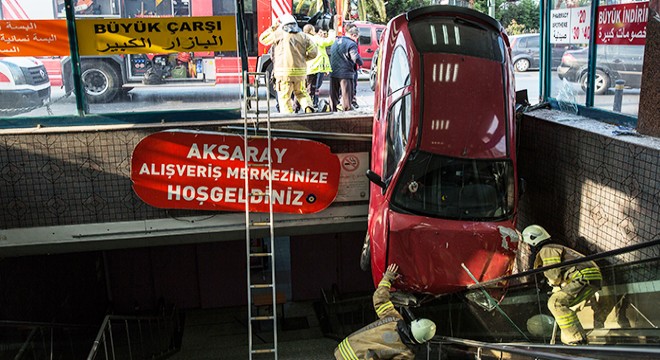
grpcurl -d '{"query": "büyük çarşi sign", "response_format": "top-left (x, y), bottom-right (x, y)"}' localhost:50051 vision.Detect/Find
top-left (131, 131), bottom-right (341, 214)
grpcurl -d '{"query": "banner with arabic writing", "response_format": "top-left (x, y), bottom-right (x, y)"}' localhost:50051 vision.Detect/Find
top-left (0, 20), bottom-right (70, 56)
top-left (75, 16), bottom-right (237, 56)
top-left (596, 2), bottom-right (648, 46)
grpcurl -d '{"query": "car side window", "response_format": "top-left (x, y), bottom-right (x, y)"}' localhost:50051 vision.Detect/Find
top-left (358, 27), bottom-right (371, 45)
top-left (388, 46), bottom-right (411, 94)
top-left (376, 29), bottom-right (384, 44)
top-left (518, 37), bottom-right (527, 49)
top-left (384, 94), bottom-right (412, 181)
top-left (527, 36), bottom-right (539, 49)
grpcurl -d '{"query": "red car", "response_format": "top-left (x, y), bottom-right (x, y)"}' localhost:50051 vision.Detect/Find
top-left (362, 5), bottom-right (520, 296)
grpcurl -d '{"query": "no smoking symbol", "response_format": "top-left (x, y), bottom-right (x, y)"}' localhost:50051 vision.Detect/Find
top-left (342, 155), bottom-right (360, 171)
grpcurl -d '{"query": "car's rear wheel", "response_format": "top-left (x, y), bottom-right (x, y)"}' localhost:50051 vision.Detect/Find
top-left (359, 234), bottom-right (371, 271)
top-left (514, 58), bottom-right (530, 72)
top-left (580, 69), bottom-right (610, 95)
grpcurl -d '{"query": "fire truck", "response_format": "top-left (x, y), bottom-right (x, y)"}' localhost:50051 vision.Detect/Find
top-left (0, 0), bottom-right (337, 103)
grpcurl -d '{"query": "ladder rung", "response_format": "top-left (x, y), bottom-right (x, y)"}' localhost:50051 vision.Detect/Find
top-left (251, 222), bottom-right (271, 226)
top-left (251, 349), bottom-right (276, 354)
top-left (251, 315), bottom-right (274, 321)
top-left (250, 284), bottom-right (273, 289)
top-left (246, 96), bottom-right (259, 101)
top-left (250, 191), bottom-right (270, 197)
top-left (250, 252), bottom-right (272, 257)
top-left (248, 163), bottom-right (269, 168)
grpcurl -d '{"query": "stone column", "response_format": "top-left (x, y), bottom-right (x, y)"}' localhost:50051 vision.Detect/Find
top-left (637, 0), bottom-right (660, 137)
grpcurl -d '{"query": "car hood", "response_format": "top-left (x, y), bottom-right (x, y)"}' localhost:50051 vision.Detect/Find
top-left (419, 53), bottom-right (508, 159)
top-left (386, 210), bottom-right (517, 294)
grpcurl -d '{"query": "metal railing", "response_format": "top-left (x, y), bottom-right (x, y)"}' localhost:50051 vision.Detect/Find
top-left (87, 308), bottom-right (181, 360)
top-left (0, 320), bottom-right (95, 360)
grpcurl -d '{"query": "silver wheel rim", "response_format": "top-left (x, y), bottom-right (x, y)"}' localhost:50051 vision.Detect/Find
top-left (81, 69), bottom-right (109, 96)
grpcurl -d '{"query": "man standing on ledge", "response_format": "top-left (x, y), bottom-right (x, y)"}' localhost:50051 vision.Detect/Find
top-left (259, 14), bottom-right (317, 114)
top-left (334, 263), bottom-right (437, 359)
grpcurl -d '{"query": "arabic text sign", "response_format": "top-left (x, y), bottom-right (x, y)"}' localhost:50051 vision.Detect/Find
top-left (131, 131), bottom-right (341, 214)
top-left (550, 9), bottom-right (570, 44)
top-left (597, 2), bottom-right (648, 45)
top-left (76, 16), bottom-right (237, 56)
top-left (550, 6), bottom-right (590, 44)
top-left (0, 20), bottom-right (70, 56)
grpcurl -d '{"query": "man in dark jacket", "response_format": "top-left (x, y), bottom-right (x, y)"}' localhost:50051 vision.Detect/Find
top-left (333, 263), bottom-right (436, 359)
top-left (329, 26), bottom-right (363, 112)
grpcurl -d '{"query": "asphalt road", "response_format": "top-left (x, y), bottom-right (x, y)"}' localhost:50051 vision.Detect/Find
top-left (7, 72), bottom-right (640, 119)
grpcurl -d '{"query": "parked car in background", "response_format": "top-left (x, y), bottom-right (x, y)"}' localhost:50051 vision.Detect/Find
top-left (557, 45), bottom-right (645, 95)
top-left (350, 21), bottom-right (386, 70)
top-left (0, 57), bottom-right (51, 115)
top-left (510, 33), bottom-right (578, 72)
top-left (363, 5), bottom-right (520, 296)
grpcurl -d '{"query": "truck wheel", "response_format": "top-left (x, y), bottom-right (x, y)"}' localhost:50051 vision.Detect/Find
top-left (360, 234), bottom-right (371, 272)
top-left (81, 61), bottom-right (121, 103)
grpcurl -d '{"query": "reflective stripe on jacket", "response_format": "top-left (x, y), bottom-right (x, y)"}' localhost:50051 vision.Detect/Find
top-left (334, 275), bottom-right (415, 360)
top-left (533, 243), bottom-right (602, 286)
top-left (259, 25), bottom-right (317, 82)
top-left (307, 30), bottom-right (336, 74)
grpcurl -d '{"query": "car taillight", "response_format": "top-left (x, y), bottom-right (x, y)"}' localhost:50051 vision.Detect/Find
top-left (561, 52), bottom-right (576, 64)
top-left (0, 72), bottom-right (10, 83)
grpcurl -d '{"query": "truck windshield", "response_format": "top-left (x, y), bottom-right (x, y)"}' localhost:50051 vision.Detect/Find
top-left (408, 18), bottom-right (504, 62)
top-left (391, 151), bottom-right (514, 221)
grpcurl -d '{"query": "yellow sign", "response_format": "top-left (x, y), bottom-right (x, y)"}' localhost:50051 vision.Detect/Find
top-left (75, 16), bottom-right (237, 55)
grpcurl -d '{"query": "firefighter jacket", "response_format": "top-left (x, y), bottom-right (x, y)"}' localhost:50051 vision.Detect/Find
top-left (259, 24), bottom-right (318, 82)
top-left (334, 272), bottom-right (416, 360)
top-left (307, 30), bottom-right (336, 75)
top-left (533, 243), bottom-right (603, 287)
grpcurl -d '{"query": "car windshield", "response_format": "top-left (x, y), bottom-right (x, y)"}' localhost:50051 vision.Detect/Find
top-left (408, 17), bottom-right (504, 62)
top-left (391, 151), bottom-right (515, 221)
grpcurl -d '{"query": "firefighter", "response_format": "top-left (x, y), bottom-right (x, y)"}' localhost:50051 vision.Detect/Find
top-left (522, 225), bottom-right (603, 345)
top-left (334, 263), bottom-right (436, 359)
top-left (258, 14), bottom-right (318, 114)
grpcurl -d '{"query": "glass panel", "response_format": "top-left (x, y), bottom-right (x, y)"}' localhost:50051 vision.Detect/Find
top-left (384, 94), bottom-right (411, 181)
top-left (391, 151), bottom-right (515, 221)
top-left (387, 47), bottom-right (410, 94)
top-left (551, 0), bottom-right (646, 117)
top-left (408, 18), bottom-right (504, 62)
top-left (0, 0), bottom-right (79, 118)
top-left (358, 27), bottom-right (371, 45)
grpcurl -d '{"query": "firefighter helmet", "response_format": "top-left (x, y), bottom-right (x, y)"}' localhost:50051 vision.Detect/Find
top-left (279, 14), bottom-right (297, 26)
top-left (522, 225), bottom-right (551, 246)
top-left (411, 318), bottom-right (436, 343)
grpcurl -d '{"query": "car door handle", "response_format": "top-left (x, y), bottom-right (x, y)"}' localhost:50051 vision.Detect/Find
top-left (613, 59), bottom-right (622, 63)
top-left (366, 49), bottom-right (374, 53)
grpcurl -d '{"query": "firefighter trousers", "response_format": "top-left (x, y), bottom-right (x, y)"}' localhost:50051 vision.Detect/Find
top-left (276, 79), bottom-right (313, 114)
top-left (548, 279), bottom-right (601, 344)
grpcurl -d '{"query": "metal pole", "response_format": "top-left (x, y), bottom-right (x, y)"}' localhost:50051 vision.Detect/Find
top-left (63, 0), bottom-right (88, 115)
top-left (612, 79), bottom-right (625, 112)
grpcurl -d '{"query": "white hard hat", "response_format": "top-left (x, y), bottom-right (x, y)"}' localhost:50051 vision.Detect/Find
top-left (526, 314), bottom-right (555, 337)
top-left (522, 225), bottom-right (551, 246)
top-left (279, 14), bottom-right (297, 26)
top-left (411, 318), bottom-right (436, 343)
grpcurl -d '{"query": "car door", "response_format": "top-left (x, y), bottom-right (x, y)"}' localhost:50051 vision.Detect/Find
top-left (357, 25), bottom-right (376, 69)
top-left (526, 35), bottom-right (541, 68)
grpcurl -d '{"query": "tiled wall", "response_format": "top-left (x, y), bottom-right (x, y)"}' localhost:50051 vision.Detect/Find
top-left (0, 117), bottom-right (371, 229)
top-left (518, 111), bottom-right (660, 282)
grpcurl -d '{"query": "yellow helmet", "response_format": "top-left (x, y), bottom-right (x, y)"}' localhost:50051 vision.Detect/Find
top-left (411, 318), bottom-right (436, 343)
top-left (522, 225), bottom-right (551, 246)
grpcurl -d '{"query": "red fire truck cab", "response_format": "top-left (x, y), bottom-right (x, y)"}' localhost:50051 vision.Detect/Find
top-left (363, 5), bottom-right (520, 296)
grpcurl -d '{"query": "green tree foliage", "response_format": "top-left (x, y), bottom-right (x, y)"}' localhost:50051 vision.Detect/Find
top-left (385, 0), bottom-right (431, 22)
top-left (473, 0), bottom-right (540, 34)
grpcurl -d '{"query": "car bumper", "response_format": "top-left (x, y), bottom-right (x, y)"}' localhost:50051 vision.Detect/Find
top-left (557, 65), bottom-right (579, 82)
top-left (0, 87), bottom-right (51, 110)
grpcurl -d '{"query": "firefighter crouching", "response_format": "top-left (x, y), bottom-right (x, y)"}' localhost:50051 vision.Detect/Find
top-left (258, 14), bottom-right (318, 114)
top-left (522, 225), bottom-right (603, 345)
top-left (334, 264), bottom-right (436, 359)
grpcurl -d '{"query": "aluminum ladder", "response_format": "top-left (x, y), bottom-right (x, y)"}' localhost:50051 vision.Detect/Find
top-left (242, 71), bottom-right (278, 359)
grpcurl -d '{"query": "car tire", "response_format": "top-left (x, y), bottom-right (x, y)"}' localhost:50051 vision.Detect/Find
top-left (359, 234), bottom-right (371, 272)
top-left (514, 58), bottom-right (530, 72)
top-left (580, 69), bottom-right (610, 95)
top-left (369, 70), bottom-right (376, 91)
top-left (80, 61), bottom-right (121, 103)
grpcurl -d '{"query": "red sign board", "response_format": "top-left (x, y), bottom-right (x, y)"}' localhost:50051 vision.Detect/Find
top-left (597, 2), bottom-right (648, 45)
top-left (131, 130), bottom-right (340, 214)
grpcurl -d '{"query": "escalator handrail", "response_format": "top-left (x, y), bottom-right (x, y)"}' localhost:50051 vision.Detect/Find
top-left (467, 238), bottom-right (660, 290)
top-left (431, 336), bottom-right (599, 360)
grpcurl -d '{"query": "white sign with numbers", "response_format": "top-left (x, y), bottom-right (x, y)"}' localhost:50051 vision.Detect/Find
top-left (550, 6), bottom-right (591, 44)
